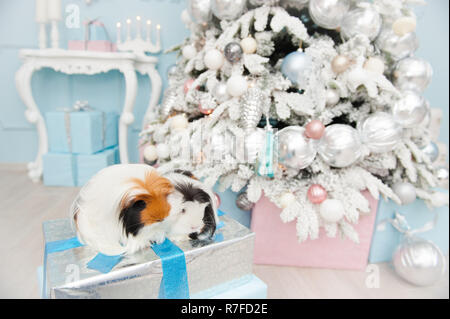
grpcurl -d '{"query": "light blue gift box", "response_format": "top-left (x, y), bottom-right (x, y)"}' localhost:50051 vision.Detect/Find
top-left (214, 187), bottom-right (252, 228)
top-left (76, 146), bottom-right (119, 186)
top-left (369, 190), bottom-right (449, 264)
top-left (46, 110), bottom-right (118, 155)
top-left (43, 153), bottom-right (77, 187)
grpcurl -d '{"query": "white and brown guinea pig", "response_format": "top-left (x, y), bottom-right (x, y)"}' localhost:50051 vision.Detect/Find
top-left (71, 164), bottom-right (174, 255)
top-left (164, 170), bottom-right (219, 243)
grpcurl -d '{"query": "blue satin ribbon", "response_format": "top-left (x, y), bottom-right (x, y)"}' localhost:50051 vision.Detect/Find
top-left (87, 253), bottom-right (124, 274)
top-left (151, 238), bottom-right (189, 299)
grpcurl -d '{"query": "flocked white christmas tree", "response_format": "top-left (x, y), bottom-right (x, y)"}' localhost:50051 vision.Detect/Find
top-left (140, 0), bottom-right (449, 244)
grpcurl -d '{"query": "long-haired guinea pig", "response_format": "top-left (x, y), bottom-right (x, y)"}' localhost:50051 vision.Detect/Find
top-left (164, 170), bottom-right (219, 243)
top-left (71, 164), bottom-right (174, 255)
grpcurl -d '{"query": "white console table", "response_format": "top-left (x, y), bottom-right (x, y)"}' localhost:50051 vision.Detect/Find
top-left (15, 49), bottom-right (162, 182)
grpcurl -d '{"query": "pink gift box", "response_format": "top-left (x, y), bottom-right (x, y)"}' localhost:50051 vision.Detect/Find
top-left (68, 40), bottom-right (116, 52)
top-left (251, 191), bottom-right (379, 270)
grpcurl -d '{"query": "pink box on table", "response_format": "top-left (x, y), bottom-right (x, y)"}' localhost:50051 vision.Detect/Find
top-left (251, 191), bottom-right (379, 270)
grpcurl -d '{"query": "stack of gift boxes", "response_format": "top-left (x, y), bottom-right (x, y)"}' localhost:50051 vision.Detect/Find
top-left (43, 104), bottom-right (120, 187)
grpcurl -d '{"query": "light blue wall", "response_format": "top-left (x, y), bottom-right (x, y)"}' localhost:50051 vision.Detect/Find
top-left (0, 0), bottom-right (448, 163)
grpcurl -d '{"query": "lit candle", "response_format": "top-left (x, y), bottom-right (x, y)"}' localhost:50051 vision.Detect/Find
top-left (35, 0), bottom-right (48, 23)
top-left (156, 24), bottom-right (161, 47)
top-left (136, 16), bottom-right (142, 39)
top-left (47, 0), bottom-right (61, 21)
top-left (116, 22), bottom-right (121, 44)
top-left (146, 20), bottom-right (151, 42)
top-left (126, 18), bottom-right (131, 40)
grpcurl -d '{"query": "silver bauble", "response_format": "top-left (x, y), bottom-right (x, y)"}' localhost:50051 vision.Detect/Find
top-left (359, 112), bottom-right (403, 153)
top-left (393, 236), bottom-right (446, 287)
top-left (277, 127), bottom-right (317, 170)
top-left (392, 91), bottom-right (429, 128)
top-left (375, 29), bottom-right (419, 61)
top-left (393, 182), bottom-right (417, 205)
top-left (213, 82), bottom-right (230, 104)
top-left (188, 0), bottom-right (212, 24)
top-left (241, 87), bottom-right (264, 132)
top-left (318, 124), bottom-right (362, 168)
top-left (393, 57), bottom-right (433, 93)
top-left (236, 192), bottom-right (255, 211)
top-left (420, 141), bottom-right (440, 163)
top-left (211, 0), bottom-right (247, 20)
top-left (249, 0), bottom-right (280, 6)
top-left (436, 166), bottom-right (449, 182)
top-left (245, 128), bottom-right (266, 164)
top-left (281, 51), bottom-right (312, 87)
top-left (309, 0), bottom-right (350, 29)
top-left (224, 42), bottom-right (244, 63)
top-left (341, 6), bottom-right (382, 41)
top-left (282, 0), bottom-right (309, 10)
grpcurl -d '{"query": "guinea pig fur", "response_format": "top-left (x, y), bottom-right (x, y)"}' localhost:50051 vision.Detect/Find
top-left (71, 164), bottom-right (174, 255)
top-left (164, 170), bottom-right (219, 242)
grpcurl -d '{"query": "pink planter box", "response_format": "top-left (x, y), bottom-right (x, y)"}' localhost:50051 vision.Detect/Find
top-left (68, 40), bottom-right (116, 52)
top-left (251, 191), bottom-right (379, 270)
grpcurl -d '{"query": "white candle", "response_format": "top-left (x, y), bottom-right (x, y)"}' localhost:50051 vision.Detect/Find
top-left (136, 16), bottom-right (142, 39)
top-left (116, 22), bottom-right (122, 44)
top-left (146, 20), bottom-right (151, 42)
top-left (156, 24), bottom-right (161, 47)
top-left (35, 0), bottom-right (48, 23)
top-left (47, 0), bottom-right (61, 21)
top-left (126, 18), bottom-right (131, 40)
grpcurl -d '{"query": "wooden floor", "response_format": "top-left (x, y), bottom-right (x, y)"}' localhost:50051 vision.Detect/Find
top-left (0, 164), bottom-right (448, 299)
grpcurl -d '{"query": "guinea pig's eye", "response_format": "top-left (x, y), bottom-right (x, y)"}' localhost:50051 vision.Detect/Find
top-left (181, 208), bottom-right (186, 214)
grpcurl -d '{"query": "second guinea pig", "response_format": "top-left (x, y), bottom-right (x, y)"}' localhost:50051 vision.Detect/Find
top-left (164, 170), bottom-right (219, 242)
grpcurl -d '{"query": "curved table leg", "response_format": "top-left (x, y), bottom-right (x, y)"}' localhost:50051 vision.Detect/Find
top-left (143, 64), bottom-right (163, 127)
top-left (15, 63), bottom-right (48, 183)
top-left (119, 65), bottom-right (138, 164)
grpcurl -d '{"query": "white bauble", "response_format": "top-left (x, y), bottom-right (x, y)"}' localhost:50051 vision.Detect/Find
top-left (143, 145), bottom-right (158, 162)
top-left (392, 91), bottom-right (429, 128)
top-left (359, 112), bottom-right (403, 153)
top-left (309, 0), bottom-right (350, 29)
top-left (182, 45), bottom-right (197, 60)
top-left (393, 182), bottom-right (417, 205)
top-left (240, 37), bottom-right (258, 54)
top-left (226, 75), bottom-right (248, 97)
top-left (280, 192), bottom-right (296, 209)
top-left (156, 144), bottom-right (170, 159)
top-left (364, 57), bottom-right (385, 74)
top-left (170, 115), bottom-right (189, 131)
top-left (204, 49), bottom-right (224, 70)
top-left (320, 199), bottom-right (345, 223)
top-left (393, 57), bottom-right (433, 93)
top-left (376, 29), bottom-right (419, 61)
top-left (211, 0), bottom-right (246, 20)
top-left (340, 6), bottom-right (382, 41)
top-left (325, 88), bottom-right (340, 106)
top-left (392, 16), bottom-right (417, 37)
top-left (213, 82), bottom-right (230, 103)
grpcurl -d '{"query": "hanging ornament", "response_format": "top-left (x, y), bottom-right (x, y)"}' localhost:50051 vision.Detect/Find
top-left (167, 64), bottom-right (178, 77)
top-left (170, 114), bottom-right (189, 131)
top-left (184, 78), bottom-right (198, 94)
top-left (363, 57), bottom-right (385, 74)
top-left (280, 192), bottom-right (296, 209)
top-left (375, 29), bottom-right (419, 61)
top-left (182, 44), bottom-right (197, 60)
top-left (211, 0), bottom-right (247, 20)
top-left (319, 199), bottom-right (344, 223)
top-left (212, 82), bottom-right (230, 104)
top-left (240, 37), bottom-right (258, 54)
top-left (436, 166), bottom-right (449, 182)
top-left (199, 103), bottom-right (215, 115)
top-left (143, 145), bottom-right (158, 162)
top-left (244, 128), bottom-right (266, 164)
top-left (236, 192), bottom-right (254, 211)
top-left (340, 6), bottom-right (382, 41)
top-left (358, 112), bottom-right (403, 153)
top-left (392, 16), bottom-right (417, 37)
top-left (420, 142), bottom-right (440, 163)
top-left (160, 88), bottom-right (178, 119)
top-left (224, 42), bottom-right (244, 63)
top-left (188, 0), bottom-right (212, 24)
top-left (307, 184), bottom-right (328, 204)
top-left (318, 124), bottom-right (362, 168)
top-left (282, 0), bottom-right (309, 10)
top-left (308, 0), bottom-right (350, 30)
top-left (331, 54), bottom-right (351, 74)
top-left (305, 120), bottom-right (326, 140)
top-left (277, 127), bottom-right (317, 170)
top-left (393, 57), bottom-right (433, 93)
top-left (249, 0), bottom-right (280, 6)
top-left (227, 75), bottom-right (248, 97)
top-left (156, 143), bottom-right (170, 159)
top-left (281, 51), bottom-right (312, 87)
top-left (214, 193), bottom-right (221, 208)
top-left (204, 49), bottom-right (225, 70)
top-left (257, 126), bottom-right (275, 178)
top-left (325, 88), bottom-right (340, 106)
top-left (393, 182), bottom-right (417, 205)
top-left (241, 87), bottom-right (264, 132)
top-left (392, 91), bottom-right (429, 128)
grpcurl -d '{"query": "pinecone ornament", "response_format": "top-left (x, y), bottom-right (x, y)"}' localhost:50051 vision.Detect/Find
top-left (160, 88), bottom-right (179, 119)
top-left (241, 87), bottom-right (265, 132)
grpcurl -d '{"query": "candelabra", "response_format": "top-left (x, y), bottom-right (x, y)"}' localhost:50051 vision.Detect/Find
top-left (116, 16), bottom-right (162, 55)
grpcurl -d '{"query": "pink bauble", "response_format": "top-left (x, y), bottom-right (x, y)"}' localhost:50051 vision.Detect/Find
top-left (214, 193), bottom-right (221, 208)
top-left (307, 184), bottom-right (328, 204)
top-left (184, 78), bottom-right (196, 94)
top-left (305, 120), bottom-right (326, 140)
top-left (199, 103), bottom-right (214, 115)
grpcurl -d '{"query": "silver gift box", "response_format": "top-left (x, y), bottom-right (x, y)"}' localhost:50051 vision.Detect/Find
top-left (43, 215), bottom-right (254, 299)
